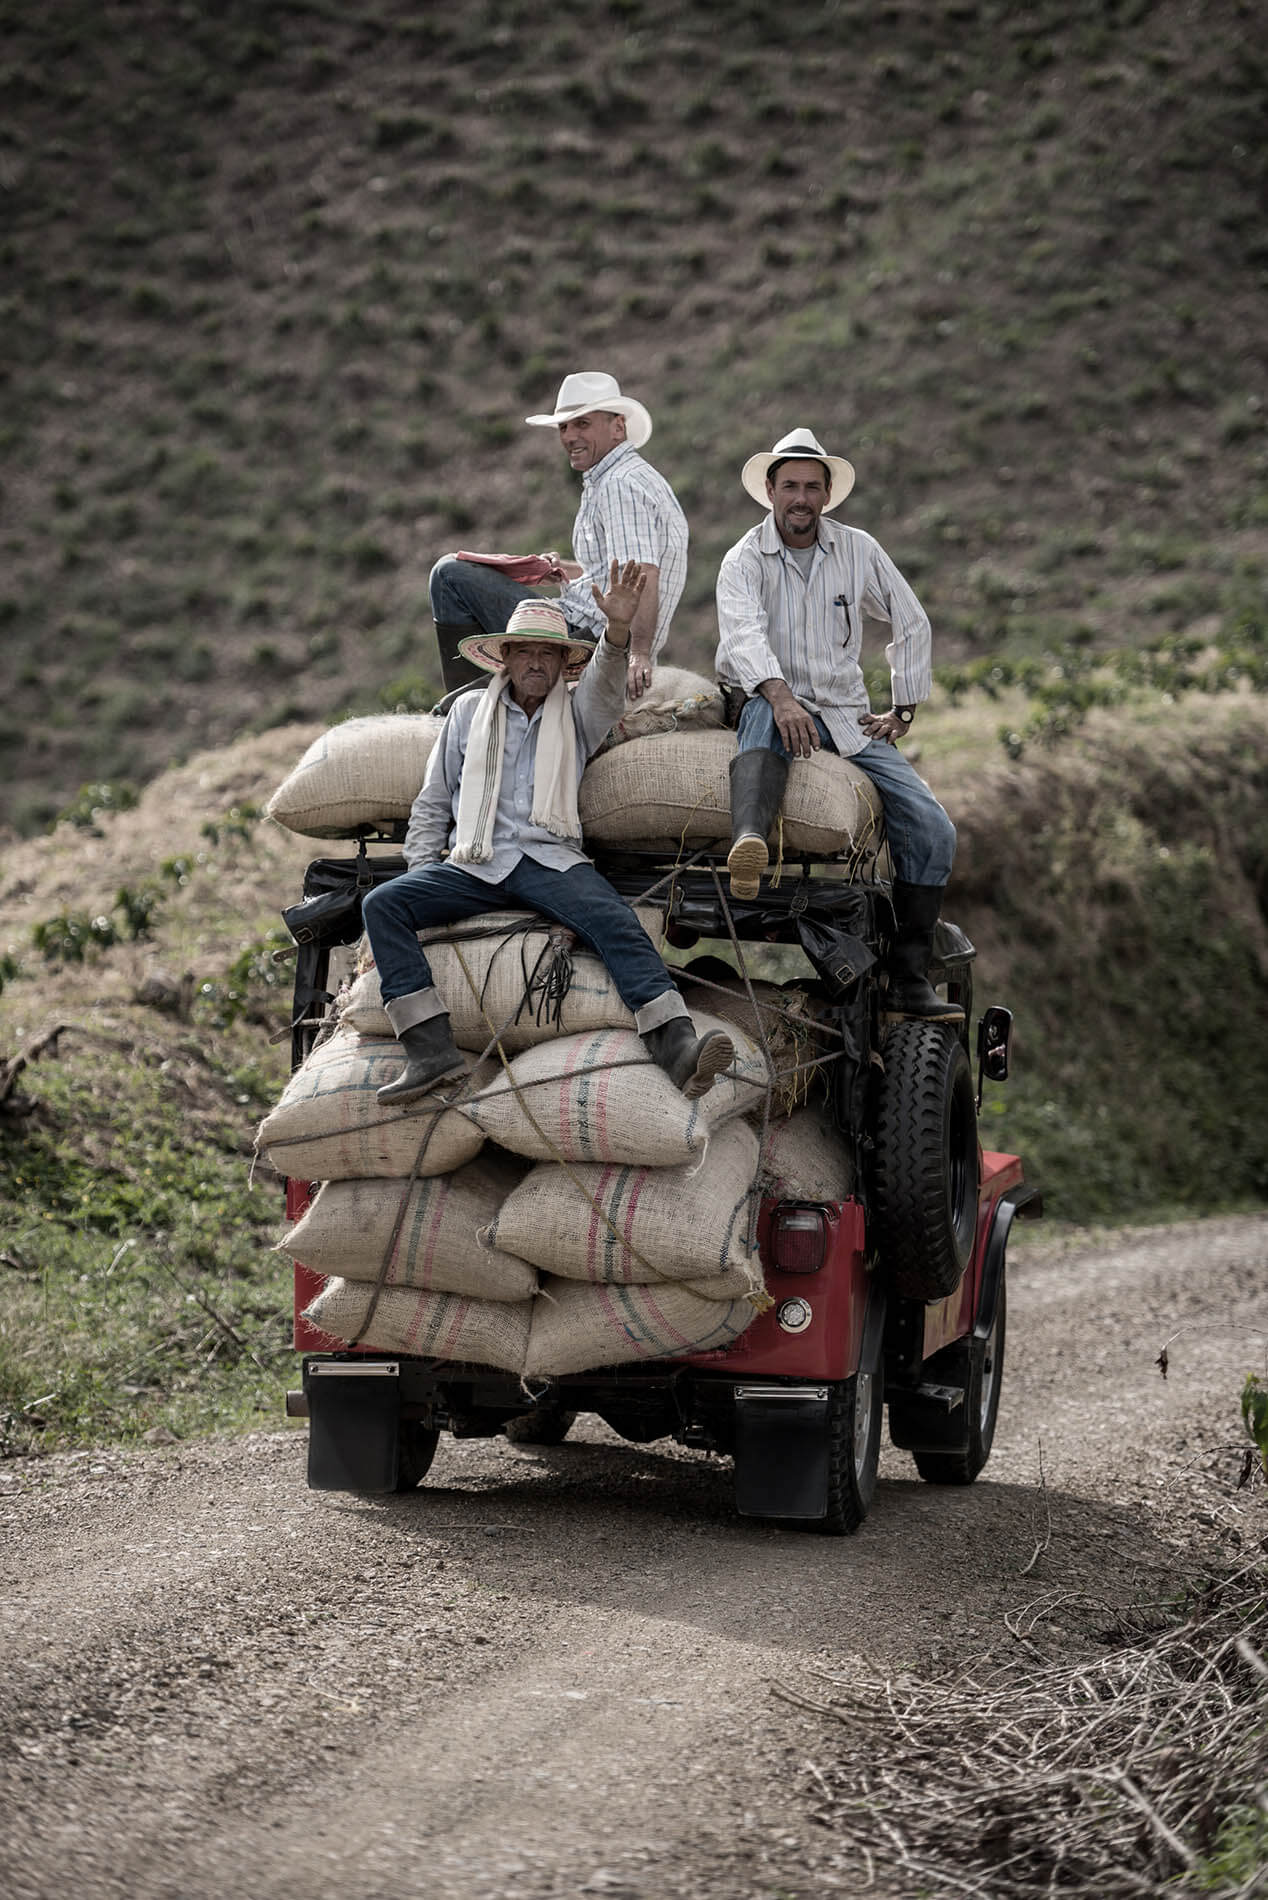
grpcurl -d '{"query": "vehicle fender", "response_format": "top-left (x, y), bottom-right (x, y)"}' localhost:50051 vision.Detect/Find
top-left (974, 1187), bottom-right (1040, 1339)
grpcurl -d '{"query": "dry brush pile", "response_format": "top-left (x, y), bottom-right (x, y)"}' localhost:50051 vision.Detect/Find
top-left (777, 1550), bottom-right (1268, 1897)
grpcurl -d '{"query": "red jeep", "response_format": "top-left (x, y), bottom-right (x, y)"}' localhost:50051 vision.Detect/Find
top-left (282, 843), bottom-right (1039, 1534)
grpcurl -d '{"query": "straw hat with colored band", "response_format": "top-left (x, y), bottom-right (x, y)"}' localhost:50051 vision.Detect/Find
top-left (525, 371), bottom-right (653, 449)
top-left (457, 599), bottom-right (597, 680)
top-left (741, 428), bottom-right (856, 511)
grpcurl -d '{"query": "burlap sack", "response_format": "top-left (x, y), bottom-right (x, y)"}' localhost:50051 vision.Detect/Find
top-left (277, 1152), bottom-right (538, 1301)
top-left (593, 666), bottom-right (726, 755)
top-left (304, 1278), bottom-right (531, 1372)
top-left (487, 1119), bottom-right (761, 1292)
top-left (524, 1276), bottom-right (758, 1377)
top-left (760, 1105), bottom-right (856, 1203)
top-left (339, 905), bottom-right (666, 1052)
top-left (266, 713), bottom-right (445, 839)
top-left (256, 1030), bottom-right (489, 1181)
top-left (578, 729), bottom-right (884, 860)
top-left (456, 1013), bottom-right (769, 1168)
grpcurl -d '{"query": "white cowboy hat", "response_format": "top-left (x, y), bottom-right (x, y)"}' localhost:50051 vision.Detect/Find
top-left (741, 429), bottom-right (856, 510)
top-left (525, 370), bottom-right (653, 448)
top-left (457, 598), bottom-right (596, 681)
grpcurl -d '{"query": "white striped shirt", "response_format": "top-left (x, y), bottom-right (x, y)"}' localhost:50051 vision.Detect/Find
top-left (558, 442), bottom-right (688, 657)
top-left (715, 512), bottom-right (934, 759)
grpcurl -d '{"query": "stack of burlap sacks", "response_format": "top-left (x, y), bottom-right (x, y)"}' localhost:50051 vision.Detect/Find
top-left (260, 669), bottom-right (878, 1381)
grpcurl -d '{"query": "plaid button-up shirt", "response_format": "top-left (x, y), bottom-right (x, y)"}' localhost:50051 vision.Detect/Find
top-left (558, 442), bottom-right (688, 657)
top-left (715, 512), bottom-right (934, 759)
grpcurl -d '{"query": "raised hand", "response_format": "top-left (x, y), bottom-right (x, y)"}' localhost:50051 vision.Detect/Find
top-left (591, 558), bottom-right (646, 637)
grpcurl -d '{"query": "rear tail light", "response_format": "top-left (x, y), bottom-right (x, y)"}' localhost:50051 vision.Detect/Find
top-left (769, 1204), bottom-right (831, 1274)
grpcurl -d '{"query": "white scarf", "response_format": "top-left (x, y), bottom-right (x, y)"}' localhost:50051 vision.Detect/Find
top-left (451, 672), bottom-right (580, 865)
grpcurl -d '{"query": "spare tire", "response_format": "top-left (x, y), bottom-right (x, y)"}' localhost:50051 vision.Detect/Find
top-left (871, 1021), bottom-right (979, 1300)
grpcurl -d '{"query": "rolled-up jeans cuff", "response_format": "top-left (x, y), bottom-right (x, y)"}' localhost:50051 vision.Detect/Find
top-left (635, 990), bottom-right (689, 1035)
top-left (384, 987), bottom-right (447, 1035)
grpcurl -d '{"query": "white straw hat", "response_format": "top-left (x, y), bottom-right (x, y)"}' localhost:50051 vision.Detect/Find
top-left (525, 371), bottom-right (653, 448)
top-left (741, 429), bottom-right (855, 510)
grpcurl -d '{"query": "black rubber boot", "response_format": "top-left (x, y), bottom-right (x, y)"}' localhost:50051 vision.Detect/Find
top-left (641, 1016), bottom-right (735, 1099)
top-left (884, 881), bottom-right (965, 1023)
top-left (726, 750), bottom-right (789, 900)
top-left (377, 1016), bottom-right (466, 1106)
top-left (433, 618), bottom-right (488, 695)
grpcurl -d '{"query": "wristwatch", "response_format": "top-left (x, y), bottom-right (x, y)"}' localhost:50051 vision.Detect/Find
top-left (893, 707), bottom-right (914, 726)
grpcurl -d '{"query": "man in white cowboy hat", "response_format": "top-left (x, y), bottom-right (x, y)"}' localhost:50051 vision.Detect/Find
top-left (428, 370), bottom-right (688, 701)
top-left (363, 562), bottom-right (733, 1104)
top-left (715, 429), bottom-right (961, 1023)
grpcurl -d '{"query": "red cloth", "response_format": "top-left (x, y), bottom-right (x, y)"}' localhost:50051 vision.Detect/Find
top-left (455, 550), bottom-right (570, 584)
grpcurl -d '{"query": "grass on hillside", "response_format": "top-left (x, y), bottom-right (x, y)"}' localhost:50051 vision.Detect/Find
top-left (1, 0), bottom-right (1266, 829)
top-left (0, 1021), bottom-right (294, 1459)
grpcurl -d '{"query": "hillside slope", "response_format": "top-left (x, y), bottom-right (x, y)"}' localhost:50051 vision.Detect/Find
top-left (2, 0), bottom-right (1266, 830)
top-left (2, 695), bottom-right (1264, 1256)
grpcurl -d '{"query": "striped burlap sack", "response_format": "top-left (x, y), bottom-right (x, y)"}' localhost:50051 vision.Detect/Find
top-left (524, 1276), bottom-right (758, 1378)
top-left (456, 1013), bottom-right (769, 1169)
top-left (266, 713), bottom-right (445, 839)
top-left (486, 1119), bottom-right (761, 1297)
top-left (339, 905), bottom-right (666, 1052)
top-left (256, 1030), bottom-right (490, 1181)
top-left (303, 1278), bottom-right (531, 1373)
top-left (578, 728), bottom-right (884, 861)
top-left (760, 1104), bottom-right (856, 1204)
top-left (276, 1152), bottom-right (538, 1302)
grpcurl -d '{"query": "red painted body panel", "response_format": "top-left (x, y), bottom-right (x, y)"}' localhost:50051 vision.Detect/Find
top-left (680, 1199), bottom-right (871, 1381)
top-left (919, 1150), bottom-right (1024, 1357)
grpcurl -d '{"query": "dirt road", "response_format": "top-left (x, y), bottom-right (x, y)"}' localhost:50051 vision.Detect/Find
top-left (1, 1213), bottom-right (1263, 1900)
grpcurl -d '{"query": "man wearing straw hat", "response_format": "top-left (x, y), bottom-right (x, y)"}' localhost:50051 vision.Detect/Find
top-left (428, 370), bottom-right (688, 701)
top-left (715, 429), bottom-right (961, 1023)
top-left (363, 563), bottom-right (733, 1106)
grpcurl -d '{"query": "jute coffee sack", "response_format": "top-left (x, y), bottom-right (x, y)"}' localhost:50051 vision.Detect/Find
top-left (277, 1151), bottom-right (537, 1302)
top-left (578, 729), bottom-right (884, 861)
top-left (486, 1119), bottom-right (761, 1291)
top-left (524, 1276), bottom-right (758, 1378)
top-left (456, 1013), bottom-right (768, 1169)
top-left (592, 666), bottom-right (725, 755)
top-left (304, 1278), bottom-right (531, 1372)
top-left (266, 713), bottom-right (444, 839)
top-left (256, 1030), bottom-right (490, 1181)
top-left (339, 906), bottom-right (666, 1052)
top-left (760, 1104), bottom-right (856, 1204)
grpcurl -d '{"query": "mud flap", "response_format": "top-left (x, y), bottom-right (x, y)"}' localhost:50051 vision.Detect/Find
top-left (305, 1360), bottom-right (401, 1494)
top-left (732, 1385), bottom-right (831, 1520)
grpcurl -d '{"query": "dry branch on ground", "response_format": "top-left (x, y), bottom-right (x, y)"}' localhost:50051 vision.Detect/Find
top-left (777, 1555), bottom-right (1268, 1897)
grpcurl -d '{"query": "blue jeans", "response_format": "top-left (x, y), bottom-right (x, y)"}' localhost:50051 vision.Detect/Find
top-left (735, 696), bottom-right (956, 887)
top-left (362, 857), bottom-right (681, 1019)
top-left (428, 555), bottom-right (539, 636)
top-left (429, 556), bottom-right (591, 638)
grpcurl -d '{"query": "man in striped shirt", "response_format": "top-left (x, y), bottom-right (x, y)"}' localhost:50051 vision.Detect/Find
top-left (715, 429), bottom-right (961, 1023)
top-left (429, 370), bottom-right (688, 702)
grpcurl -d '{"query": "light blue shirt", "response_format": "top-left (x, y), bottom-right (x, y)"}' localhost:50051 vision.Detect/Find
top-left (715, 512), bottom-right (934, 759)
top-left (402, 635), bottom-right (628, 878)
